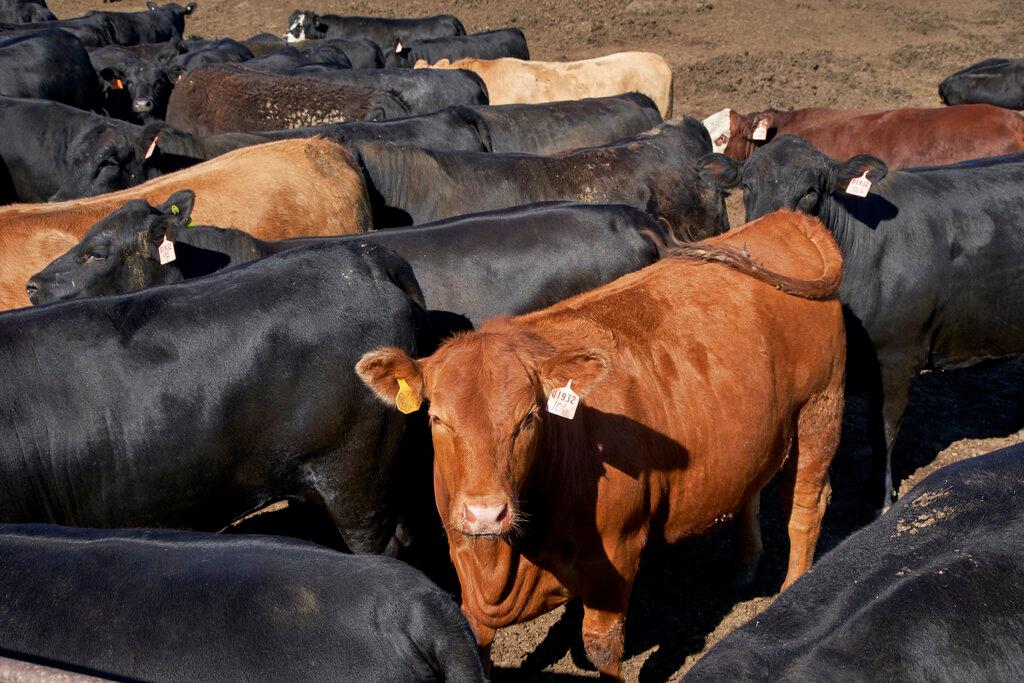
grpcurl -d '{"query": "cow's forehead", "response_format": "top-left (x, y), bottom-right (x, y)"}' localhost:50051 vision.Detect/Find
top-left (746, 138), bottom-right (831, 183)
top-left (426, 337), bottom-right (540, 421)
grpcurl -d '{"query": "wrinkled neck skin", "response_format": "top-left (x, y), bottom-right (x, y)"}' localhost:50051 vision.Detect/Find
top-left (440, 416), bottom-right (586, 630)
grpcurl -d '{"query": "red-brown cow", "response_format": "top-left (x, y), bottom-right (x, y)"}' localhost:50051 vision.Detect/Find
top-left (703, 104), bottom-right (1024, 167)
top-left (357, 210), bottom-right (846, 679)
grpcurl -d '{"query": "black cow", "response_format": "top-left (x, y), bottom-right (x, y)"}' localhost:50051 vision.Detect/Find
top-left (1, 3), bottom-right (195, 47)
top-left (0, 525), bottom-right (487, 682)
top-left (353, 118), bottom-right (726, 236)
top-left (30, 198), bottom-right (664, 331)
top-left (289, 66), bottom-right (489, 112)
top-left (239, 44), bottom-right (350, 71)
top-left (284, 10), bottom-right (465, 45)
top-left (0, 30), bottom-right (102, 111)
top-left (89, 39), bottom-right (183, 121)
top-left (940, 58), bottom-right (1024, 109)
top-left (173, 36), bottom-right (252, 71)
top-left (299, 35), bottom-right (383, 68)
top-left (143, 94), bottom-right (660, 168)
top-left (460, 93), bottom-right (662, 154)
top-left (686, 444), bottom-right (1024, 681)
top-left (3, 207), bottom-right (429, 556)
top-left (698, 137), bottom-right (1024, 513)
top-left (0, 96), bottom-right (157, 202)
top-left (0, 2), bottom-right (53, 22)
top-left (385, 27), bottom-right (528, 68)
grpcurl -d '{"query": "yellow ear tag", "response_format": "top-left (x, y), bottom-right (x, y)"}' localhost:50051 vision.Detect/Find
top-left (395, 378), bottom-right (421, 414)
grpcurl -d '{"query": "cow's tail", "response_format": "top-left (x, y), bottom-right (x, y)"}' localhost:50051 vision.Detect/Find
top-left (642, 219), bottom-right (842, 300)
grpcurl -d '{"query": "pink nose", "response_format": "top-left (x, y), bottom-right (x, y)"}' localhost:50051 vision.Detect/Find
top-left (463, 502), bottom-right (509, 535)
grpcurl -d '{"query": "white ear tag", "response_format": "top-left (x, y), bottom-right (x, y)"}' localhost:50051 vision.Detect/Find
top-left (395, 40), bottom-right (403, 53)
top-left (752, 119), bottom-right (768, 141)
top-left (546, 380), bottom-right (580, 420)
top-left (845, 171), bottom-right (872, 197)
top-left (158, 237), bottom-right (176, 265)
top-left (145, 135), bottom-right (159, 160)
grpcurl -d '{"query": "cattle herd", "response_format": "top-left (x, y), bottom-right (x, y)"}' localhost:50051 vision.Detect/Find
top-left (1, 1), bottom-right (1024, 681)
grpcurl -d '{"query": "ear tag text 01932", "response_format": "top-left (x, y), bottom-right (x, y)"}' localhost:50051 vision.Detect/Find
top-left (846, 171), bottom-right (872, 197)
top-left (547, 380), bottom-right (580, 420)
top-left (395, 377), bottom-right (421, 414)
top-left (158, 238), bottom-right (176, 265)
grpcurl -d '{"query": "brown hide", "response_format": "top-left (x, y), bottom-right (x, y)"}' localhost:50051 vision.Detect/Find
top-left (357, 210), bottom-right (846, 678)
top-left (723, 104), bottom-right (1024, 167)
top-left (0, 138), bottom-right (371, 311)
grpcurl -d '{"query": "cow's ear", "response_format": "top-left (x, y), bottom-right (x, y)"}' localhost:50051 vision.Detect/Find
top-left (152, 189), bottom-right (196, 241)
top-left (356, 347), bottom-right (426, 412)
top-left (751, 111), bottom-right (775, 140)
top-left (829, 155), bottom-right (888, 194)
top-left (539, 348), bottom-right (609, 400)
top-left (99, 67), bottom-right (124, 87)
top-left (147, 1), bottom-right (158, 10)
top-left (698, 153), bottom-right (742, 190)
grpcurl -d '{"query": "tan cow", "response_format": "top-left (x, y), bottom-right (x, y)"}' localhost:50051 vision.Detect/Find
top-left (357, 210), bottom-right (845, 678)
top-left (415, 52), bottom-right (674, 118)
top-left (0, 138), bottom-right (371, 311)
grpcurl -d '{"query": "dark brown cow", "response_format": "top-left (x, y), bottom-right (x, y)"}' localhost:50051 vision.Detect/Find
top-left (356, 210), bottom-right (846, 679)
top-left (703, 104), bottom-right (1024, 167)
top-left (166, 67), bottom-right (410, 134)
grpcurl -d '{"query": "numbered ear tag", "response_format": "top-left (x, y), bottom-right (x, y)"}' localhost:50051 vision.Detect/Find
top-left (158, 237), bottom-right (176, 265)
top-left (752, 119), bottom-right (768, 141)
top-left (846, 171), bottom-right (872, 197)
top-left (395, 377), bottom-right (421, 414)
top-left (547, 380), bottom-right (580, 420)
top-left (144, 136), bottom-right (158, 159)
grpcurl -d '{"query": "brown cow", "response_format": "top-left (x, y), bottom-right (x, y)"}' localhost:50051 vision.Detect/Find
top-left (166, 66), bottom-right (411, 135)
top-left (356, 210), bottom-right (846, 679)
top-left (703, 104), bottom-right (1024, 167)
top-left (0, 138), bottom-right (370, 311)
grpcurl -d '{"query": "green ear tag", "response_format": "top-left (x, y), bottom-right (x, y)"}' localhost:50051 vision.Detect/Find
top-left (170, 204), bottom-right (195, 227)
top-left (395, 378), bottom-right (421, 414)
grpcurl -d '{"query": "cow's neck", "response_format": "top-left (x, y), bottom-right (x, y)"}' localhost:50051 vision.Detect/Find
top-left (447, 420), bottom-right (591, 630)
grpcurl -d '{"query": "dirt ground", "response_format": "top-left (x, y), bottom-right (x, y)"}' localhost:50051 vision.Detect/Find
top-left (49, 0), bottom-right (1024, 679)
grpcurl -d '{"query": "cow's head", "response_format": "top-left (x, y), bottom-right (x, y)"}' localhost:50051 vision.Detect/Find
top-left (99, 42), bottom-right (182, 122)
top-left (147, 2), bottom-right (197, 34)
top-left (27, 190), bottom-right (196, 305)
top-left (285, 10), bottom-right (327, 42)
top-left (48, 126), bottom-right (158, 202)
top-left (702, 108), bottom-right (784, 160)
top-left (698, 135), bottom-right (888, 221)
top-left (357, 332), bottom-right (608, 538)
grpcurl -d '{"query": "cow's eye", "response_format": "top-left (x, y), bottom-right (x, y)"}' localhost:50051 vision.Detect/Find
top-left (84, 251), bottom-right (107, 263)
top-left (429, 414), bottom-right (449, 430)
top-left (519, 411), bottom-right (537, 432)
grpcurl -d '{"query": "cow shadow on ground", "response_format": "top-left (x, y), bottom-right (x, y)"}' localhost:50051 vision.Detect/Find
top-left (493, 358), bottom-right (1024, 681)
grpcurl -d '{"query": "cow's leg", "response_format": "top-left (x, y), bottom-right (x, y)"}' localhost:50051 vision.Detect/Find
top-left (733, 490), bottom-right (763, 587)
top-left (866, 360), bottom-right (915, 516)
top-left (780, 387), bottom-right (843, 589)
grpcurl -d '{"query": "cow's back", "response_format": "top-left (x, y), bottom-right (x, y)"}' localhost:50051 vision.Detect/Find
top-left (685, 444), bottom-right (1024, 681)
top-left (0, 524), bottom-right (486, 682)
top-left (781, 105), bottom-right (1024, 168)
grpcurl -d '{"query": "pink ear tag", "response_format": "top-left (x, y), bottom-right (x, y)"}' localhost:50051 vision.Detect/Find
top-left (158, 238), bottom-right (176, 265)
top-left (846, 171), bottom-right (872, 197)
top-left (546, 380), bottom-right (580, 420)
top-left (144, 135), bottom-right (159, 160)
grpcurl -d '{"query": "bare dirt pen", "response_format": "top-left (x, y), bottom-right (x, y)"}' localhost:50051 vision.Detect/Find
top-left (51, 0), bottom-right (1024, 678)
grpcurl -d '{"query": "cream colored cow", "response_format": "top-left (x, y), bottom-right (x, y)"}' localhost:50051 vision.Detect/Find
top-left (415, 52), bottom-right (674, 118)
